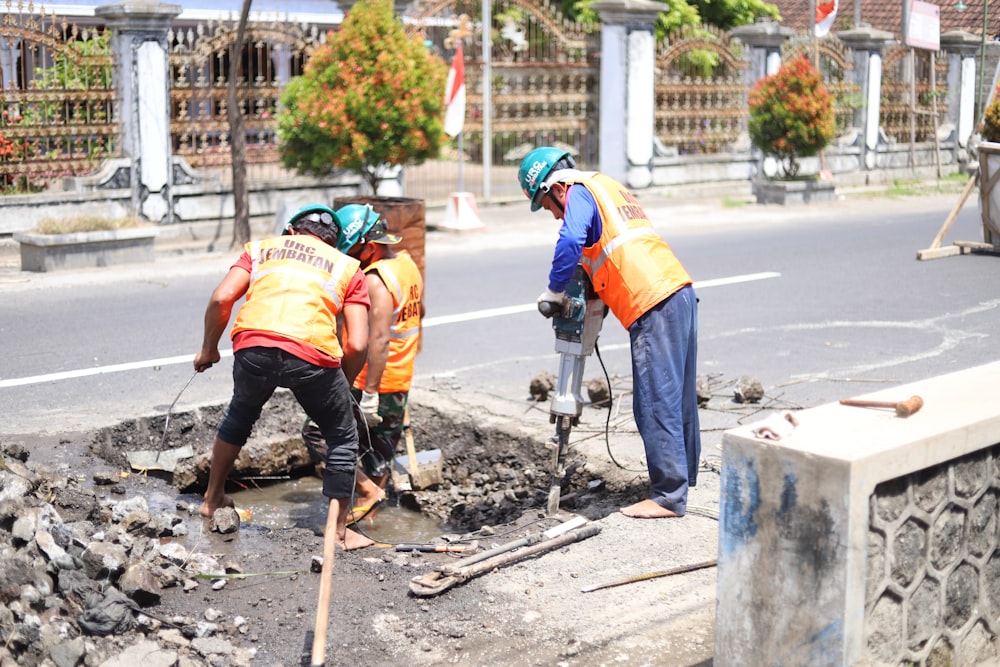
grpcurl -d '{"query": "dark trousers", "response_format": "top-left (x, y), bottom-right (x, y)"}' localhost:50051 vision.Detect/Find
top-left (217, 347), bottom-right (357, 498)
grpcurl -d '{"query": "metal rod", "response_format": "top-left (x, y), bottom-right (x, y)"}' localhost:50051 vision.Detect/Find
top-left (155, 370), bottom-right (198, 462)
top-left (581, 560), bottom-right (718, 593)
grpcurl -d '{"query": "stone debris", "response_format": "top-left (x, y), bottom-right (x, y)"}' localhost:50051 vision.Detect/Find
top-left (733, 375), bottom-right (765, 404)
top-left (695, 377), bottom-right (712, 406)
top-left (586, 377), bottom-right (610, 406)
top-left (529, 371), bottom-right (555, 402)
top-left (0, 446), bottom-right (255, 667)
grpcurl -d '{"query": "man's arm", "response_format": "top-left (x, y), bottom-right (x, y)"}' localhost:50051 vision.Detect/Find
top-left (194, 266), bottom-right (250, 372)
top-left (339, 302), bottom-right (370, 386)
top-left (548, 186), bottom-right (598, 292)
top-left (362, 272), bottom-right (393, 394)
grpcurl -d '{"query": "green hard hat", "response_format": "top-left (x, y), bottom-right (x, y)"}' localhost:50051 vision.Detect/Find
top-left (284, 203), bottom-right (340, 236)
top-left (518, 147), bottom-right (572, 211)
top-left (335, 204), bottom-right (401, 252)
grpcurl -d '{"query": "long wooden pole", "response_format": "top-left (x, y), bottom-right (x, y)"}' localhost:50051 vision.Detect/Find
top-left (310, 497), bottom-right (339, 667)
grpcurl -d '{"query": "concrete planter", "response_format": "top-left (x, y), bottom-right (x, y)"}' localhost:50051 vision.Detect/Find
top-left (754, 179), bottom-right (836, 205)
top-left (13, 227), bottom-right (158, 272)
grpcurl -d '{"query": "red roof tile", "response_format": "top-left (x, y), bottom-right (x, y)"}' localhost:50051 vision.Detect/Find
top-left (767, 0), bottom-right (1000, 41)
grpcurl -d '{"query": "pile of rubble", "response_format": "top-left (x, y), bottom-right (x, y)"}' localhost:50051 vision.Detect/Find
top-left (0, 443), bottom-right (255, 667)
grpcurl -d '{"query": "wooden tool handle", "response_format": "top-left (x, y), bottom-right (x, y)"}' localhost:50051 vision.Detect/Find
top-left (311, 497), bottom-right (339, 666)
top-left (839, 395), bottom-right (923, 417)
top-left (403, 405), bottom-right (419, 474)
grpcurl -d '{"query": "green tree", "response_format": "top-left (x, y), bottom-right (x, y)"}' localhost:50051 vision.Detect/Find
top-left (277, 0), bottom-right (448, 194)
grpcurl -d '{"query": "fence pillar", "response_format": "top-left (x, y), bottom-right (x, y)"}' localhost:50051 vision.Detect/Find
top-left (941, 30), bottom-right (982, 158)
top-left (730, 19), bottom-right (794, 87)
top-left (592, 0), bottom-right (660, 189)
top-left (95, 0), bottom-right (181, 223)
top-left (838, 26), bottom-right (894, 171)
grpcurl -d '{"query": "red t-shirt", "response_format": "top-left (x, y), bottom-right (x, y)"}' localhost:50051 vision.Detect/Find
top-left (230, 251), bottom-right (371, 368)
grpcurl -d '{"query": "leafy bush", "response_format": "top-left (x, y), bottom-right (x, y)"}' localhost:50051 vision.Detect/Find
top-left (277, 0), bottom-right (448, 193)
top-left (981, 96), bottom-right (1000, 143)
top-left (748, 55), bottom-right (835, 178)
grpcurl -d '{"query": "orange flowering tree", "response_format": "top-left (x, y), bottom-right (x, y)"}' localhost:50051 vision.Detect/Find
top-left (277, 0), bottom-right (448, 193)
top-left (981, 92), bottom-right (1000, 143)
top-left (748, 55), bottom-right (835, 178)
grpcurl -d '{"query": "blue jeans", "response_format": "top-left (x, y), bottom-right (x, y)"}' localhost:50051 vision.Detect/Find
top-left (629, 285), bottom-right (701, 514)
top-left (217, 347), bottom-right (357, 499)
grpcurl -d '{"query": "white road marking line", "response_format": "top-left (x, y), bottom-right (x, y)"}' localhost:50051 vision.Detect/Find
top-left (422, 272), bottom-right (782, 328)
top-left (1, 272), bottom-right (780, 388)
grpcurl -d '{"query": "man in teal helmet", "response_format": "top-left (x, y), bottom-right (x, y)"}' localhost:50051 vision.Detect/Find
top-left (518, 148), bottom-right (702, 519)
top-left (518, 146), bottom-right (574, 212)
top-left (303, 203), bottom-right (422, 527)
top-left (194, 203), bottom-right (376, 549)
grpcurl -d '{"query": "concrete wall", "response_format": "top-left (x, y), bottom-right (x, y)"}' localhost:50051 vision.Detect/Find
top-left (716, 361), bottom-right (1000, 666)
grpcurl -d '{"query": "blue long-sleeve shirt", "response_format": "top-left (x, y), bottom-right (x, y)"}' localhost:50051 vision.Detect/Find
top-left (548, 184), bottom-right (603, 292)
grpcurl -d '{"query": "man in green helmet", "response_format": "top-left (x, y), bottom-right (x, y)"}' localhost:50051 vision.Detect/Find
top-left (194, 203), bottom-right (375, 550)
top-left (518, 148), bottom-right (701, 519)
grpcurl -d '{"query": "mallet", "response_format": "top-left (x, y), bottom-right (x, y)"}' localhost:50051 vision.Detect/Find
top-left (839, 395), bottom-right (924, 417)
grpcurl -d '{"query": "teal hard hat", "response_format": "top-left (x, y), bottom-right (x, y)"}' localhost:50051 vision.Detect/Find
top-left (335, 204), bottom-right (401, 252)
top-left (518, 147), bottom-right (572, 211)
top-left (284, 203), bottom-right (340, 235)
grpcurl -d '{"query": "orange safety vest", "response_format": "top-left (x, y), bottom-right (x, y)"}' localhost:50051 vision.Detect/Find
top-left (232, 235), bottom-right (360, 361)
top-left (574, 174), bottom-right (692, 329)
top-left (354, 250), bottom-right (423, 393)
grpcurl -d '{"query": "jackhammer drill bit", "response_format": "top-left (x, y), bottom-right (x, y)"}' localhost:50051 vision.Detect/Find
top-left (544, 266), bottom-right (605, 516)
top-left (547, 415), bottom-right (573, 516)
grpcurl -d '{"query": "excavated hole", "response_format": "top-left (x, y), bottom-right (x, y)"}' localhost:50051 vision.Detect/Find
top-left (89, 390), bottom-right (613, 532)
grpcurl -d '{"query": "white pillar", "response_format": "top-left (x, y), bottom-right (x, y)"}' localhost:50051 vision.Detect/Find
top-left (95, 0), bottom-right (181, 223)
top-left (592, 0), bottom-right (661, 189)
top-left (839, 26), bottom-right (894, 171)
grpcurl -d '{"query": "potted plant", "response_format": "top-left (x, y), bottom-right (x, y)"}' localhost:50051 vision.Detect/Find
top-left (276, 0), bottom-right (448, 278)
top-left (748, 55), bottom-right (836, 205)
top-left (13, 215), bottom-right (157, 272)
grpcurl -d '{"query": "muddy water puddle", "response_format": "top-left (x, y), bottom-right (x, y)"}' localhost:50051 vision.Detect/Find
top-left (230, 476), bottom-right (447, 545)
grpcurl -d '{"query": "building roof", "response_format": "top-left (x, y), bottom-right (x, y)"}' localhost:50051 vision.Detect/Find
top-left (44, 0), bottom-right (344, 25)
top-left (768, 0), bottom-right (1000, 41)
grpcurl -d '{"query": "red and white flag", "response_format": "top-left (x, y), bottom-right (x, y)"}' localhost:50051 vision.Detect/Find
top-left (814, 0), bottom-right (838, 37)
top-left (443, 42), bottom-right (466, 138)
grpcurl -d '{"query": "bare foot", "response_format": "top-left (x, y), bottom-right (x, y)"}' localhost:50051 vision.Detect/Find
top-left (200, 494), bottom-right (235, 518)
top-left (339, 528), bottom-right (375, 551)
top-left (620, 499), bottom-right (683, 518)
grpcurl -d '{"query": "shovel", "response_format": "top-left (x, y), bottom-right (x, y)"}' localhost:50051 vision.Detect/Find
top-left (126, 371), bottom-right (198, 473)
top-left (389, 405), bottom-right (443, 491)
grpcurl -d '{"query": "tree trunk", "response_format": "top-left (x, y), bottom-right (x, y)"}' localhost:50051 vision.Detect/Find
top-left (228, 0), bottom-right (252, 248)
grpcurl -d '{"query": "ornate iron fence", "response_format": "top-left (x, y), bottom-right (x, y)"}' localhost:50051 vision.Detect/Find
top-left (0, 1), bottom-right (969, 204)
top-left (405, 0), bottom-right (599, 203)
top-left (655, 26), bottom-right (749, 155)
top-left (0, 3), bottom-right (117, 193)
top-left (783, 35), bottom-right (859, 136)
top-left (168, 18), bottom-right (326, 173)
top-left (881, 44), bottom-right (948, 144)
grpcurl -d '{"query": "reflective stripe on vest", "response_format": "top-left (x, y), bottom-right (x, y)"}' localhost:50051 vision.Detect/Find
top-left (353, 250), bottom-right (423, 393)
top-left (575, 174), bottom-right (692, 329)
top-left (233, 235), bottom-right (359, 360)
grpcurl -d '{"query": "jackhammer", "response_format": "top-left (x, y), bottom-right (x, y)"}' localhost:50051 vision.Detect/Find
top-left (540, 266), bottom-right (605, 516)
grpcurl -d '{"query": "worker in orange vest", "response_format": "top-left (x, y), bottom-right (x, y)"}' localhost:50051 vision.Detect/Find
top-left (519, 147), bottom-right (701, 519)
top-left (194, 204), bottom-right (375, 550)
top-left (303, 204), bottom-right (424, 526)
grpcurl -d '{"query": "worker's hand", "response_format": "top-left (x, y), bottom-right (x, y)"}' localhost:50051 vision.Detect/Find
top-left (536, 289), bottom-right (566, 318)
top-left (193, 348), bottom-right (220, 373)
top-left (359, 390), bottom-right (382, 427)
